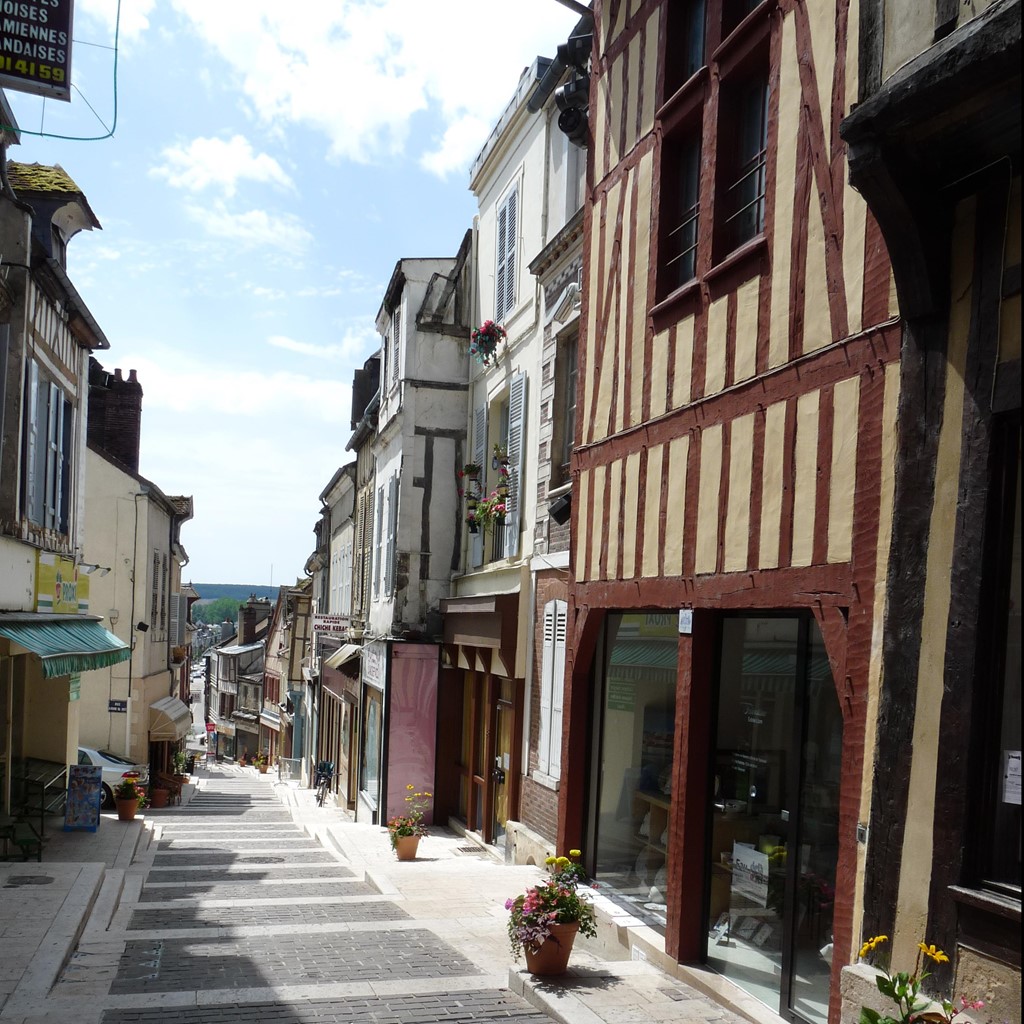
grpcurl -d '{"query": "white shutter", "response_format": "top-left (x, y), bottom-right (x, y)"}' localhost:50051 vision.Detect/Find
top-left (386, 473), bottom-right (398, 595)
top-left (44, 382), bottom-right (60, 528)
top-left (391, 307), bottom-right (401, 385)
top-left (170, 593), bottom-right (180, 644)
top-left (24, 360), bottom-right (39, 522)
top-left (373, 486), bottom-right (384, 597)
top-left (503, 372), bottom-right (526, 557)
top-left (504, 187), bottom-right (517, 318)
top-left (538, 602), bottom-right (555, 775)
top-left (549, 600), bottom-right (567, 778)
top-left (470, 404), bottom-right (487, 568)
top-left (495, 203), bottom-right (508, 322)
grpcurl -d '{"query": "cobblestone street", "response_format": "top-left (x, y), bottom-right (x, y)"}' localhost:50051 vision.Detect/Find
top-left (24, 766), bottom-right (555, 1024)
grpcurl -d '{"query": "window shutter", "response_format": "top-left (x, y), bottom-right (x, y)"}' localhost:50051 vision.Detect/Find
top-left (504, 187), bottom-right (517, 318)
top-left (549, 600), bottom-right (567, 778)
top-left (385, 473), bottom-right (398, 595)
top-left (373, 486), bottom-right (384, 598)
top-left (161, 554), bottom-right (168, 631)
top-left (44, 382), bottom-right (60, 529)
top-left (59, 396), bottom-right (72, 534)
top-left (391, 307), bottom-right (401, 385)
top-left (470, 403), bottom-right (487, 568)
top-left (0, 327), bottom-right (8, 463)
top-left (503, 372), bottom-right (526, 557)
top-left (495, 202), bottom-right (508, 322)
top-left (538, 601), bottom-right (555, 775)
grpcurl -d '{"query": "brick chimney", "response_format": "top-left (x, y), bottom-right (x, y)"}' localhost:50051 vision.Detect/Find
top-left (238, 597), bottom-right (259, 645)
top-left (87, 358), bottom-right (143, 471)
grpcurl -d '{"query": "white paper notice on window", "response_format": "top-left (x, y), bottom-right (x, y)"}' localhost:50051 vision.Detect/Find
top-left (1003, 751), bottom-right (1021, 805)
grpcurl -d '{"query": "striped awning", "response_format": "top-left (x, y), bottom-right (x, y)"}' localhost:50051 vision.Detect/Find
top-left (0, 616), bottom-right (130, 678)
top-left (149, 696), bottom-right (193, 742)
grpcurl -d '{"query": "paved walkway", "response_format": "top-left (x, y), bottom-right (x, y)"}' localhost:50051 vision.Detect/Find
top-left (1, 761), bottom-right (778, 1024)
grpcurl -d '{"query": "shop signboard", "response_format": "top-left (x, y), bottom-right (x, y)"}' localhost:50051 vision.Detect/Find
top-left (0, 0), bottom-right (74, 100)
top-left (64, 764), bottom-right (101, 832)
top-left (35, 551), bottom-right (89, 613)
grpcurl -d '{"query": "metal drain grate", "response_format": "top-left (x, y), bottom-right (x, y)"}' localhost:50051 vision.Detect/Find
top-left (454, 845), bottom-right (489, 856)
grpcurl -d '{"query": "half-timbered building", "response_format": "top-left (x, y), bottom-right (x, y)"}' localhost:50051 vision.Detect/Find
top-left (559, 2), bottom-right (900, 1021)
top-left (840, 0), bottom-right (1020, 1017)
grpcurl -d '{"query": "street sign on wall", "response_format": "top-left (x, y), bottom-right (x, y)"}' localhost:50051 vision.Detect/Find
top-left (0, 0), bottom-right (74, 101)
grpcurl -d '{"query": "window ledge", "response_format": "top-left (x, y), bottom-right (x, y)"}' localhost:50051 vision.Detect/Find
top-left (530, 770), bottom-right (560, 792)
top-left (651, 277), bottom-right (702, 331)
top-left (657, 66), bottom-right (709, 131)
top-left (712, 0), bottom-right (774, 70)
top-left (949, 885), bottom-right (1021, 922)
top-left (705, 234), bottom-right (768, 293)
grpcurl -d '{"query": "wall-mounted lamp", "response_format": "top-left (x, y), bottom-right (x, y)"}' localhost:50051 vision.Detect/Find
top-left (136, 621), bottom-right (149, 633)
top-left (79, 563), bottom-right (112, 577)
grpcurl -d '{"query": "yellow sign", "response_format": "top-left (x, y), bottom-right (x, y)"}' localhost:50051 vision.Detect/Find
top-left (35, 552), bottom-right (89, 614)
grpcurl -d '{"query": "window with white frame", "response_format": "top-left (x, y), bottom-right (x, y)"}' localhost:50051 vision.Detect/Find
top-left (385, 473), bottom-right (399, 596)
top-left (22, 357), bottom-right (73, 533)
top-left (495, 185), bottom-right (518, 322)
top-left (537, 599), bottom-right (567, 779)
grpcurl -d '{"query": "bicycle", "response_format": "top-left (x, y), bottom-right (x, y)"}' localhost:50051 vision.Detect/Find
top-left (314, 760), bottom-right (334, 807)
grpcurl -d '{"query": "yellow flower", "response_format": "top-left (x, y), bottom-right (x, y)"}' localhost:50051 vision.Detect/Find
top-left (918, 942), bottom-right (949, 964)
top-left (544, 856), bottom-right (556, 865)
top-left (859, 935), bottom-right (889, 958)
top-left (556, 856), bottom-right (570, 867)
top-left (406, 784), bottom-right (414, 790)
top-left (569, 849), bottom-right (581, 858)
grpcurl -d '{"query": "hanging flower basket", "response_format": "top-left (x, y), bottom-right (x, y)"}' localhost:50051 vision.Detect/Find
top-left (471, 321), bottom-right (507, 368)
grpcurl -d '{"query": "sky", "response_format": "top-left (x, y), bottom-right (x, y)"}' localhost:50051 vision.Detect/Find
top-left (4, 0), bottom-right (579, 587)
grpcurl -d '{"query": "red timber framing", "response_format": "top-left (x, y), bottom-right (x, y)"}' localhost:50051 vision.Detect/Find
top-left (560, 0), bottom-right (896, 1021)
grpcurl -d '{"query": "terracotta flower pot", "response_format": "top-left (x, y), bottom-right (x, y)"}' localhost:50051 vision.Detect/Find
top-left (115, 797), bottom-right (138, 822)
top-left (150, 787), bottom-right (170, 809)
top-left (258, 764), bottom-right (268, 774)
top-left (524, 921), bottom-right (580, 976)
top-left (393, 834), bottom-right (421, 861)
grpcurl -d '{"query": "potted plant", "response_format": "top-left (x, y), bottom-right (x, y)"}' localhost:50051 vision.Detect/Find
top-left (506, 851), bottom-right (597, 975)
top-left (172, 750), bottom-right (189, 783)
top-left (253, 752), bottom-right (269, 774)
top-left (113, 779), bottom-right (144, 822)
top-left (386, 784), bottom-right (432, 860)
top-left (473, 490), bottom-right (508, 534)
top-left (470, 320), bottom-right (507, 368)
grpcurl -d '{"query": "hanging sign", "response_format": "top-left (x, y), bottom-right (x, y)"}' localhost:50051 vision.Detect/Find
top-left (0, 0), bottom-right (74, 101)
top-left (64, 763), bottom-right (102, 832)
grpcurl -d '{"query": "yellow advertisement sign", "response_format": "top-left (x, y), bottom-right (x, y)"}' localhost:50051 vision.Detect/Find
top-left (35, 552), bottom-right (89, 614)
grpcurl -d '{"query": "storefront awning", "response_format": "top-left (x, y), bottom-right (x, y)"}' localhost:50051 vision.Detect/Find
top-left (323, 643), bottom-right (361, 670)
top-left (149, 696), bottom-right (192, 742)
top-left (0, 616), bottom-right (130, 678)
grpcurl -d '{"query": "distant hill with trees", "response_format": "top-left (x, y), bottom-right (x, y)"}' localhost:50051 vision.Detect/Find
top-left (190, 584), bottom-right (278, 626)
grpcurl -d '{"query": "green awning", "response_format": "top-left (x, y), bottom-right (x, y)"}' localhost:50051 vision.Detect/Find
top-left (0, 617), bottom-right (130, 678)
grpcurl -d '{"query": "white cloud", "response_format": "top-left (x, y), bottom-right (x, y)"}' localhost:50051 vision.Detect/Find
top-left (169, 0), bottom-right (579, 173)
top-left (79, 0), bottom-right (155, 42)
top-left (184, 200), bottom-right (313, 253)
top-left (268, 327), bottom-right (377, 363)
top-left (151, 135), bottom-right (295, 197)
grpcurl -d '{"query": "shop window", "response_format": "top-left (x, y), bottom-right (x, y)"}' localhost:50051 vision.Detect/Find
top-left (971, 418), bottom-right (1021, 893)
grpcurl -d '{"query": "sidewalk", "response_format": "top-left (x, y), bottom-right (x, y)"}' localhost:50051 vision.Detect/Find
top-left (1, 763), bottom-right (782, 1024)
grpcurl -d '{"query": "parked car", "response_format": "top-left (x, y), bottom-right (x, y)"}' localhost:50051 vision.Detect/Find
top-left (77, 747), bottom-right (150, 809)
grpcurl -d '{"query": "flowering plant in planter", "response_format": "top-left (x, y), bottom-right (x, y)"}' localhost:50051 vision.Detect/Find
top-left (471, 320), bottom-right (507, 368)
top-left (386, 784), bottom-right (432, 849)
top-left (472, 490), bottom-right (508, 533)
top-left (858, 935), bottom-right (985, 1024)
top-left (505, 850), bottom-right (597, 960)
